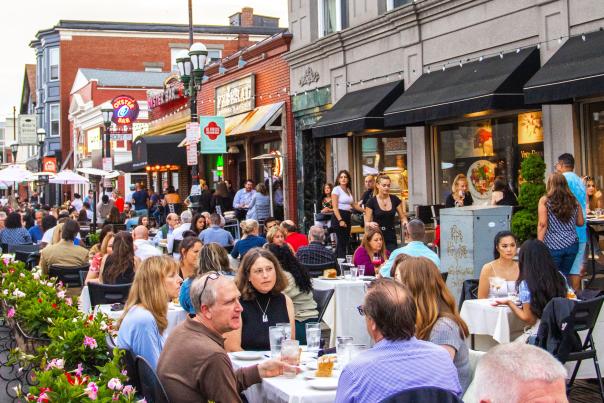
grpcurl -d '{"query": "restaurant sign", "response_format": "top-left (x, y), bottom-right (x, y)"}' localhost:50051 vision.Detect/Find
top-left (215, 75), bottom-right (255, 117)
top-left (42, 157), bottom-right (57, 173)
top-left (18, 115), bottom-right (37, 145)
top-left (111, 95), bottom-right (140, 125)
top-left (199, 116), bottom-right (226, 154)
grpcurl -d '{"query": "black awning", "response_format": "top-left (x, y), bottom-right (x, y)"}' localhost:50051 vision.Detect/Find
top-left (131, 132), bottom-right (186, 170)
top-left (311, 81), bottom-right (404, 138)
top-left (524, 30), bottom-right (604, 104)
top-left (384, 48), bottom-right (540, 127)
top-left (114, 161), bottom-right (134, 172)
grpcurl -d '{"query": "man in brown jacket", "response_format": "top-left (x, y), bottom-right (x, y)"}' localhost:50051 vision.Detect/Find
top-left (40, 219), bottom-right (89, 274)
top-left (157, 273), bottom-right (293, 402)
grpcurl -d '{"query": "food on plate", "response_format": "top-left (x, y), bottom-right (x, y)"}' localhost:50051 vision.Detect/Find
top-left (323, 269), bottom-right (337, 279)
top-left (315, 355), bottom-right (336, 377)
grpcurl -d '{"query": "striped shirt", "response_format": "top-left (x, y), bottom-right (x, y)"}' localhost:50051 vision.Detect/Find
top-left (335, 337), bottom-right (461, 403)
top-left (543, 201), bottom-right (578, 250)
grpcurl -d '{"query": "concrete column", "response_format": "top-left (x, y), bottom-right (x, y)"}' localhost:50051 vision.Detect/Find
top-left (406, 126), bottom-right (431, 209)
top-left (542, 104), bottom-right (576, 172)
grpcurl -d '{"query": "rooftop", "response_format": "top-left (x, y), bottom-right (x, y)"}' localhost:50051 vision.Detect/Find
top-left (72, 69), bottom-right (170, 93)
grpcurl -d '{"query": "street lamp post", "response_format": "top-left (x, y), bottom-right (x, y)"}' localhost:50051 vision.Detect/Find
top-left (176, 42), bottom-right (207, 188)
top-left (101, 105), bottom-right (113, 195)
top-left (10, 143), bottom-right (18, 200)
top-left (37, 128), bottom-right (46, 205)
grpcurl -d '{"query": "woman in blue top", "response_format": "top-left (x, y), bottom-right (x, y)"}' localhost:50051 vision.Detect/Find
top-left (117, 255), bottom-right (182, 369)
top-left (247, 183), bottom-right (271, 221)
top-left (0, 212), bottom-right (32, 246)
top-left (230, 219), bottom-right (266, 259)
top-left (496, 239), bottom-right (567, 340)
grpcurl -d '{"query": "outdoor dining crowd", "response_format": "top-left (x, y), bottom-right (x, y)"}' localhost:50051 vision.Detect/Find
top-left (1, 151), bottom-right (603, 402)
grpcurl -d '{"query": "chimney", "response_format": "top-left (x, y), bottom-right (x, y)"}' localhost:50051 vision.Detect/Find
top-left (240, 7), bottom-right (254, 27)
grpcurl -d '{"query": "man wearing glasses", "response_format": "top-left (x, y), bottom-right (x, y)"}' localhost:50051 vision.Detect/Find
top-left (153, 213), bottom-right (179, 246)
top-left (158, 272), bottom-right (295, 402)
top-left (335, 279), bottom-right (460, 402)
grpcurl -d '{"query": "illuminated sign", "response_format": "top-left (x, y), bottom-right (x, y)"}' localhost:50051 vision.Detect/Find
top-left (42, 157), bottom-right (57, 173)
top-left (111, 95), bottom-right (140, 125)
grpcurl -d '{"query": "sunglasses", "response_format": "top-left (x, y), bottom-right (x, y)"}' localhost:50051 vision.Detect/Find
top-left (199, 271), bottom-right (221, 303)
top-left (356, 305), bottom-right (365, 316)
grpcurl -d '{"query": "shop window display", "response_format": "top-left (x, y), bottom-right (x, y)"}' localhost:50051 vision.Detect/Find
top-left (361, 136), bottom-right (408, 203)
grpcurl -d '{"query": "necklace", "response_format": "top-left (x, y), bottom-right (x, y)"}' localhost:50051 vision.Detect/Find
top-left (256, 296), bottom-right (271, 323)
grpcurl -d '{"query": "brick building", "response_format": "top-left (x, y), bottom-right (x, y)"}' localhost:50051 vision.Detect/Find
top-left (196, 32), bottom-right (295, 221)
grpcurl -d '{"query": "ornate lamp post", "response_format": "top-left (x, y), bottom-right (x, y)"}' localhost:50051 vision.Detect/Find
top-left (37, 128), bottom-right (47, 204)
top-left (100, 105), bottom-right (114, 194)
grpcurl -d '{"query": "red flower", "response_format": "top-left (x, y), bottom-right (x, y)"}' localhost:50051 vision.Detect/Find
top-left (37, 298), bottom-right (42, 303)
top-left (51, 303), bottom-right (58, 310)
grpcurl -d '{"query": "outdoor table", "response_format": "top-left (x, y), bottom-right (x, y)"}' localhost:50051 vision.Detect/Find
top-left (459, 299), bottom-right (526, 345)
top-left (312, 277), bottom-right (371, 347)
top-left (586, 216), bottom-right (604, 286)
top-left (230, 350), bottom-right (337, 403)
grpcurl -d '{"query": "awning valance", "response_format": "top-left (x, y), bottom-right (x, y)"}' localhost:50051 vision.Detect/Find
top-left (225, 102), bottom-right (284, 137)
top-left (311, 81), bottom-right (404, 138)
top-left (384, 48), bottom-right (540, 127)
top-left (524, 30), bottom-right (604, 104)
top-left (131, 133), bottom-right (186, 170)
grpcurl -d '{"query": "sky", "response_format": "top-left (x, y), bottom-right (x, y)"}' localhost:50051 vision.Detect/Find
top-left (0, 0), bottom-right (289, 120)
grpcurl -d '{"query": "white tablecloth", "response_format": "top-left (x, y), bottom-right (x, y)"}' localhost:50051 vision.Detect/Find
top-left (459, 299), bottom-right (526, 344)
top-left (231, 351), bottom-right (337, 403)
top-left (312, 278), bottom-right (371, 347)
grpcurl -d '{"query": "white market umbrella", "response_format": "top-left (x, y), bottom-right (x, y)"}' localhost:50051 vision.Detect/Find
top-left (49, 170), bottom-right (89, 185)
top-left (27, 172), bottom-right (56, 182)
top-left (77, 167), bottom-right (110, 177)
top-left (0, 165), bottom-right (33, 183)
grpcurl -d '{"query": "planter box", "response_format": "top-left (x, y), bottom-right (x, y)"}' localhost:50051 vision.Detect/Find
top-left (14, 321), bottom-right (50, 355)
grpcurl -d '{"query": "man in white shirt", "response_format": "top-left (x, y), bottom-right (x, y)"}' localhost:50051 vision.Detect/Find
top-left (133, 225), bottom-right (162, 261)
top-left (169, 210), bottom-right (193, 259)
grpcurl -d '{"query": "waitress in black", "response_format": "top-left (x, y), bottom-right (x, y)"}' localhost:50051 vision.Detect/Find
top-left (226, 247), bottom-right (295, 351)
top-left (365, 174), bottom-right (408, 252)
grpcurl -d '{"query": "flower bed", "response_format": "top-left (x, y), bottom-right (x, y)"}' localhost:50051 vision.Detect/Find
top-left (1, 256), bottom-right (139, 402)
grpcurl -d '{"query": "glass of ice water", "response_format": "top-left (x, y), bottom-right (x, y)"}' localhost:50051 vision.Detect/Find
top-left (305, 322), bottom-right (321, 353)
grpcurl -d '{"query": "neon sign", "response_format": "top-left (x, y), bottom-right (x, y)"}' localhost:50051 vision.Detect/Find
top-left (111, 95), bottom-right (140, 125)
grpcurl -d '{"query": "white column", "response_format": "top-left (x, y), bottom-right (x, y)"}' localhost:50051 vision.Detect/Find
top-left (542, 104), bottom-right (577, 173)
top-left (407, 126), bottom-right (431, 209)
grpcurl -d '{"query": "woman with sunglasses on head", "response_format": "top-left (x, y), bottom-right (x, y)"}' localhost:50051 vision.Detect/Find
top-left (331, 170), bottom-right (364, 259)
top-left (364, 174), bottom-right (408, 252)
top-left (225, 247), bottom-right (294, 352)
top-left (584, 176), bottom-right (603, 214)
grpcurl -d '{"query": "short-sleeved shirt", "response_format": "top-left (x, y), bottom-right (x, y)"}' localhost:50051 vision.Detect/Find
top-left (562, 172), bottom-right (587, 243)
top-left (429, 317), bottom-right (471, 393)
top-left (199, 226), bottom-right (234, 247)
top-left (519, 280), bottom-right (531, 304)
top-left (366, 195), bottom-right (402, 229)
top-left (132, 190), bottom-right (149, 211)
top-left (332, 186), bottom-right (354, 211)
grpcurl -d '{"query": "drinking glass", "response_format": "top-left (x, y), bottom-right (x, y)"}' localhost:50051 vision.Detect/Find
top-left (343, 270), bottom-right (351, 280)
top-left (269, 326), bottom-right (285, 358)
top-left (305, 323), bottom-right (321, 353)
top-left (357, 265), bottom-right (365, 278)
top-left (277, 322), bottom-right (291, 340)
top-left (488, 276), bottom-right (505, 298)
top-left (350, 267), bottom-right (359, 280)
top-left (337, 258), bottom-right (345, 273)
top-left (281, 339), bottom-right (300, 378)
top-left (336, 336), bottom-right (354, 366)
top-left (345, 255), bottom-right (353, 264)
top-left (346, 344), bottom-right (368, 361)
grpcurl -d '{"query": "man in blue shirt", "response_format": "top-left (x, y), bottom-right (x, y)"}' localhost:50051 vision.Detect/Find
top-left (380, 219), bottom-right (441, 277)
top-left (199, 213), bottom-right (234, 247)
top-left (556, 153), bottom-right (586, 290)
top-left (232, 179), bottom-right (256, 221)
top-left (335, 279), bottom-right (460, 403)
top-left (28, 210), bottom-right (45, 243)
top-left (131, 183), bottom-right (149, 216)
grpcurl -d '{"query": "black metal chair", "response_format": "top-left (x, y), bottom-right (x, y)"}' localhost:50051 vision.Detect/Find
top-left (88, 282), bottom-right (132, 307)
top-left (10, 244), bottom-right (40, 266)
top-left (25, 252), bottom-right (40, 270)
top-left (122, 349), bottom-right (141, 397)
top-left (79, 270), bottom-right (89, 286)
top-left (458, 279), bottom-right (479, 309)
top-left (312, 288), bottom-right (335, 323)
top-left (379, 386), bottom-right (462, 403)
top-left (48, 264), bottom-right (90, 288)
top-left (0, 243), bottom-right (9, 254)
top-left (136, 355), bottom-right (170, 403)
top-left (302, 261), bottom-right (338, 278)
top-left (106, 334), bottom-right (117, 358)
top-left (556, 296), bottom-right (604, 400)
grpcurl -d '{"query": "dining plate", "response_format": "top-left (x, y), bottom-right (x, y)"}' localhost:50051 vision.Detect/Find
top-left (231, 351), bottom-right (263, 361)
top-left (359, 276), bottom-right (375, 281)
top-left (307, 378), bottom-right (339, 390)
top-left (317, 276), bottom-right (342, 280)
top-left (303, 370), bottom-right (340, 380)
top-left (306, 358), bottom-right (338, 371)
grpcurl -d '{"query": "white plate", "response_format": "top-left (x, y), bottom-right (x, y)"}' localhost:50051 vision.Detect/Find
top-left (306, 358), bottom-right (338, 371)
top-left (303, 370), bottom-right (340, 380)
top-left (466, 159), bottom-right (497, 201)
top-left (231, 351), bottom-right (264, 361)
top-left (307, 378), bottom-right (339, 390)
top-left (317, 276), bottom-right (342, 280)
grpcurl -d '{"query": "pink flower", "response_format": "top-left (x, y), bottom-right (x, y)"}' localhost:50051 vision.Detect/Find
top-left (56, 290), bottom-right (66, 299)
top-left (107, 378), bottom-right (123, 391)
top-left (85, 382), bottom-right (98, 400)
top-left (7, 307), bottom-right (15, 318)
top-left (45, 358), bottom-right (64, 370)
top-left (83, 336), bottom-right (97, 349)
top-left (121, 369), bottom-right (128, 376)
top-left (36, 392), bottom-right (49, 403)
top-left (122, 385), bottom-right (135, 396)
top-left (75, 363), bottom-right (84, 377)
top-left (64, 297), bottom-right (73, 306)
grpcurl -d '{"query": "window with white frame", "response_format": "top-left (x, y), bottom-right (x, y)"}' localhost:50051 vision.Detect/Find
top-left (49, 104), bottom-right (60, 136)
top-left (318, 0), bottom-right (347, 37)
top-left (48, 47), bottom-right (59, 81)
top-left (387, 0), bottom-right (412, 11)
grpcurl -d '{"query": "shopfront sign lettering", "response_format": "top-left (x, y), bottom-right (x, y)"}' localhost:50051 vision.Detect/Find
top-left (147, 86), bottom-right (184, 108)
top-left (215, 75), bottom-right (255, 117)
top-left (111, 95), bottom-right (140, 126)
top-left (299, 66), bottom-right (320, 87)
top-left (18, 115), bottom-right (37, 145)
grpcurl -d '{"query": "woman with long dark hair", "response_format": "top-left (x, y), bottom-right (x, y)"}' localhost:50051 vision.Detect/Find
top-left (190, 213), bottom-right (207, 237)
top-left (105, 206), bottom-right (123, 225)
top-left (211, 181), bottom-right (233, 215)
top-left (496, 239), bottom-right (567, 340)
top-left (100, 231), bottom-right (140, 284)
top-left (352, 226), bottom-right (389, 276)
top-left (477, 231), bottom-right (519, 299)
top-left (538, 173), bottom-right (584, 276)
top-left (331, 170), bottom-right (363, 258)
top-left (490, 176), bottom-right (518, 206)
top-left (178, 236), bottom-right (202, 280)
top-left (266, 243), bottom-right (318, 344)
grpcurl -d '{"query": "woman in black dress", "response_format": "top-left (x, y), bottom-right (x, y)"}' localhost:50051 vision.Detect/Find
top-left (365, 174), bottom-right (408, 252)
top-left (225, 247), bottom-right (294, 351)
top-left (445, 174), bottom-right (474, 208)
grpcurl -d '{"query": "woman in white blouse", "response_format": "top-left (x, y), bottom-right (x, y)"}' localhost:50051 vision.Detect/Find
top-left (331, 170), bottom-right (363, 259)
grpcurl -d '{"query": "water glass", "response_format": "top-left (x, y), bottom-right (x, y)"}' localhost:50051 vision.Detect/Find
top-left (343, 270), bottom-right (351, 280)
top-left (357, 265), bottom-right (365, 277)
top-left (336, 336), bottom-right (354, 366)
top-left (281, 339), bottom-right (300, 378)
top-left (277, 322), bottom-right (291, 340)
top-left (488, 276), bottom-right (506, 298)
top-left (345, 255), bottom-right (353, 264)
top-left (350, 267), bottom-right (359, 280)
top-left (269, 326), bottom-right (285, 358)
top-left (305, 323), bottom-right (321, 353)
top-left (346, 344), bottom-right (368, 361)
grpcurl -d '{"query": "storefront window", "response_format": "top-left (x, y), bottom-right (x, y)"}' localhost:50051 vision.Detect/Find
top-left (584, 102), bottom-right (604, 189)
top-left (360, 135), bottom-right (408, 201)
top-left (435, 112), bottom-right (543, 205)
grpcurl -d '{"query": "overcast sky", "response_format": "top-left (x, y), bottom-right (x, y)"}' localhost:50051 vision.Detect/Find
top-left (0, 0), bottom-right (288, 120)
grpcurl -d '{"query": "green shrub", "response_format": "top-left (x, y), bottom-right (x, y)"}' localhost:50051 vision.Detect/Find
top-left (511, 154), bottom-right (546, 242)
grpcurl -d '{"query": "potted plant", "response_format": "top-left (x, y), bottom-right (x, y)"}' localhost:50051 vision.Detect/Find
top-left (511, 153), bottom-right (546, 242)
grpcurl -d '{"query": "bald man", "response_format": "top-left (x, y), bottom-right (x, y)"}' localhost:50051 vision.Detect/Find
top-left (153, 213), bottom-right (179, 245)
top-left (133, 225), bottom-right (161, 261)
top-left (280, 220), bottom-right (309, 253)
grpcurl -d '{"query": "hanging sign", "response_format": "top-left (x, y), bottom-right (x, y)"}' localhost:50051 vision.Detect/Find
top-left (111, 95), bottom-right (140, 125)
top-left (186, 122), bottom-right (200, 166)
top-left (199, 116), bottom-right (226, 154)
top-left (42, 157), bottom-right (57, 173)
